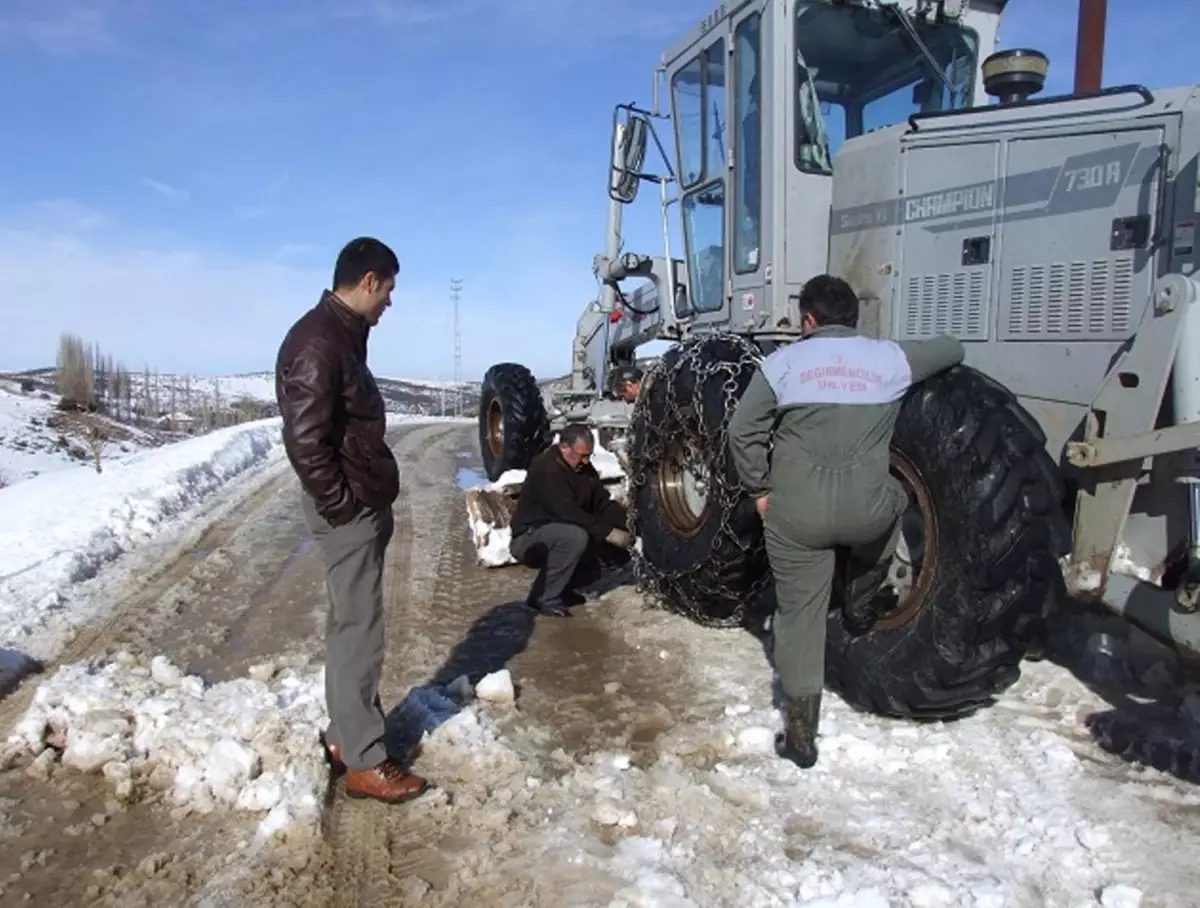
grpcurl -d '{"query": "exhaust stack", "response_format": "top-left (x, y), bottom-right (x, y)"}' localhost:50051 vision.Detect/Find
top-left (1074, 0), bottom-right (1107, 94)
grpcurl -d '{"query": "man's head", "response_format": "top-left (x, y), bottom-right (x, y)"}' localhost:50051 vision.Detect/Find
top-left (557, 423), bottom-right (594, 471)
top-left (614, 365), bottom-right (643, 403)
top-left (797, 274), bottom-right (859, 337)
top-left (331, 237), bottom-right (400, 326)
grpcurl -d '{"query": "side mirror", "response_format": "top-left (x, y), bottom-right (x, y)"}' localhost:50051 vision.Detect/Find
top-left (609, 106), bottom-right (649, 204)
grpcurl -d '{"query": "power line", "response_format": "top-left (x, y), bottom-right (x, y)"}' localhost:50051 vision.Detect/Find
top-left (450, 277), bottom-right (463, 417)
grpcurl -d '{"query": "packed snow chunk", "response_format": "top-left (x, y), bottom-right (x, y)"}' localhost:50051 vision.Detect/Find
top-left (475, 669), bottom-right (515, 705)
top-left (734, 725), bottom-right (777, 756)
top-left (150, 655), bottom-right (184, 687)
top-left (0, 418), bottom-right (286, 661)
top-left (63, 709), bottom-right (133, 772)
top-left (1099, 885), bottom-right (1143, 908)
top-left (9, 654), bottom-right (328, 840)
top-left (203, 738), bottom-right (262, 803)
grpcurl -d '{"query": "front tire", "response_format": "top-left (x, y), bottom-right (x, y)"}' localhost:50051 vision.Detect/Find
top-left (824, 365), bottom-right (1070, 721)
top-left (478, 363), bottom-right (550, 482)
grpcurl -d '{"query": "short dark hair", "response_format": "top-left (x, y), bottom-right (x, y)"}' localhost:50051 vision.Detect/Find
top-left (559, 423), bottom-right (593, 448)
top-left (616, 365), bottom-right (643, 384)
top-left (332, 237), bottom-right (399, 291)
top-left (798, 274), bottom-right (859, 328)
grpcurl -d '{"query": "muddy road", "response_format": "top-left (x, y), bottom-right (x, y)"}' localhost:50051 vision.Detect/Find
top-left (2, 420), bottom-right (1200, 906)
top-left (0, 420), bottom-right (692, 906)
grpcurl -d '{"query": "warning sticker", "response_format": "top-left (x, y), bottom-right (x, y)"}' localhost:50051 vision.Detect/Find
top-left (1174, 220), bottom-right (1195, 256)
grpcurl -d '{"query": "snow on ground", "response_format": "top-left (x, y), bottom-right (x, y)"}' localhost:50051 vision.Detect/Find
top-left (0, 418), bottom-right (286, 661)
top-left (6, 652), bottom-right (329, 842)
top-left (6, 574), bottom-right (1200, 902)
top-left (4, 652), bottom-right (514, 845)
top-left (0, 386), bottom-right (158, 486)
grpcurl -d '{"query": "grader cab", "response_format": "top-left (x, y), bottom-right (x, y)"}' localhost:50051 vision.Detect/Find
top-left (470, 0), bottom-right (1200, 724)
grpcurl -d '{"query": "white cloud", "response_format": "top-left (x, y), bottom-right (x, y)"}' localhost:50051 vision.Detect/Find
top-left (140, 178), bottom-right (188, 201)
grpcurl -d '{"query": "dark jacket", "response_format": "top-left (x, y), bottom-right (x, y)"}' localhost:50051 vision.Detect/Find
top-left (274, 291), bottom-right (399, 526)
top-left (510, 446), bottom-right (628, 541)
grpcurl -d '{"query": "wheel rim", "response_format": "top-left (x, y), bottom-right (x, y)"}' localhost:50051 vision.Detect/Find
top-left (872, 451), bottom-right (939, 631)
top-left (486, 399), bottom-right (504, 458)
top-left (655, 438), bottom-right (711, 537)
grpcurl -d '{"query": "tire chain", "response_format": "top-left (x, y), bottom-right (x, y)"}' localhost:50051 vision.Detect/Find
top-left (626, 332), bottom-right (772, 628)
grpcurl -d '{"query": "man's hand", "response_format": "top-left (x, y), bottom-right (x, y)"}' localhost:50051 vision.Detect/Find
top-left (605, 527), bottom-right (634, 550)
top-left (755, 494), bottom-right (769, 518)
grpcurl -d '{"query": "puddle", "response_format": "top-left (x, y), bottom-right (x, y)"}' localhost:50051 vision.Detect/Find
top-left (456, 466), bottom-right (488, 491)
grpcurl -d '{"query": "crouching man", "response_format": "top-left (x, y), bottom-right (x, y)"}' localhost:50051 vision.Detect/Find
top-left (728, 275), bottom-right (964, 769)
top-left (509, 424), bottom-right (633, 616)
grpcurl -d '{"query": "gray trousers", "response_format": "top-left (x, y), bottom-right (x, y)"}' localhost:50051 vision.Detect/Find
top-left (301, 493), bottom-right (394, 771)
top-left (509, 522), bottom-right (590, 607)
top-left (765, 462), bottom-right (907, 698)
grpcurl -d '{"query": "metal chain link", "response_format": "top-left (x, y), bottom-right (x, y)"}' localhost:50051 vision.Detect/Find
top-left (626, 333), bottom-right (772, 627)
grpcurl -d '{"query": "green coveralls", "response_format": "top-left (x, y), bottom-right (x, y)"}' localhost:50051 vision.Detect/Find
top-left (728, 324), bottom-right (965, 698)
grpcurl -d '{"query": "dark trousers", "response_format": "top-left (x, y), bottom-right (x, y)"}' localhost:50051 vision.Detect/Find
top-left (509, 523), bottom-right (593, 608)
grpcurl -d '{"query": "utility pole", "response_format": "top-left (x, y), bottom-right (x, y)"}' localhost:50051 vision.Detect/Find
top-left (450, 277), bottom-right (463, 417)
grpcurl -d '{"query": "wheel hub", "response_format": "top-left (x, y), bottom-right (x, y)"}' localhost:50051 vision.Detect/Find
top-left (656, 440), bottom-right (711, 536)
top-left (872, 453), bottom-right (938, 631)
top-left (486, 400), bottom-right (504, 458)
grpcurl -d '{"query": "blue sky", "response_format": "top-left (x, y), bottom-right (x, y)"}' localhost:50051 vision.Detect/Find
top-left (0, 0), bottom-right (1195, 381)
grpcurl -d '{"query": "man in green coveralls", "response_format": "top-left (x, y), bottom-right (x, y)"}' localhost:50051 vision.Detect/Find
top-left (728, 275), bottom-right (964, 768)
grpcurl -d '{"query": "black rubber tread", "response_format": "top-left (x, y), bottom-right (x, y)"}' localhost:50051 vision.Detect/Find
top-left (825, 364), bottom-right (1071, 721)
top-left (477, 362), bottom-right (551, 482)
top-left (628, 335), bottom-right (772, 628)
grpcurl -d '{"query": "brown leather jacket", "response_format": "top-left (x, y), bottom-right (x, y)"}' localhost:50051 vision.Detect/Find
top-left (274, 291), bottom-right (399, 526)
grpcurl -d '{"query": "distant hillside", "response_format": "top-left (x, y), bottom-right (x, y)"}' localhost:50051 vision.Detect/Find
top-left (1, 368), bottom-right (481, 422)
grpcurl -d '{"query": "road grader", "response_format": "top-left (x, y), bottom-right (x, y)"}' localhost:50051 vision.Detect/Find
top-left (472, 0), bottom-right (1200, 722)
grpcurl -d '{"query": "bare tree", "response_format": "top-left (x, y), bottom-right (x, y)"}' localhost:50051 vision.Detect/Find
top-left (55, 333), bottom-right (94, 410)
top-left (88, 425), bottom-right (108, 474)
top-left (122, 365), bottom-right (133, 420)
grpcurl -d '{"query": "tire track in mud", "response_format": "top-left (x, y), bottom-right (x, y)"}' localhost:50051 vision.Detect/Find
top-left (258, 423), bottom-right (465, 907)
top-left (0, 423), bottom-right (453, 907)
top-left (0, 464), bottom-right (295, 735)
top-left (266, 424), bottom-right (698, 907)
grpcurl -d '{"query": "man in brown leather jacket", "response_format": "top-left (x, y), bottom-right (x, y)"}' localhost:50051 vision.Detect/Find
top-left (274, 237), bottom-right (430, 805)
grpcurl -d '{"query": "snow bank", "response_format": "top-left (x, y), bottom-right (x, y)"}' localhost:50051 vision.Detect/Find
top-left (0, 387), bottom-right (157, 485)
top-left (7, 655), bottom-right (519, 843)
top-left (0, 418), bottom-right (284, 658)
top-left (9, 653), bottom-right (328, 842)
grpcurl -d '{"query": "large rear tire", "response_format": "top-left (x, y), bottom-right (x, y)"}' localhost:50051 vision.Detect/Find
top-left (627, 335), bottom-right (771, 628)
top-left (824, 365), bottom-right (1070, 720)
top-left (478, 363), bottom-right (550, 482)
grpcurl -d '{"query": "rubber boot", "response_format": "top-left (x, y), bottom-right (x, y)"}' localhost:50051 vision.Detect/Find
top-left (840, 556), bottom-right (896, 637)
top-left (775, 692), bottom-right (822, 769)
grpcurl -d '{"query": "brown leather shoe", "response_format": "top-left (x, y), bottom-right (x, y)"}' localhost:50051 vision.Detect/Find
top-left (344, 760), bottom-right (431, 804)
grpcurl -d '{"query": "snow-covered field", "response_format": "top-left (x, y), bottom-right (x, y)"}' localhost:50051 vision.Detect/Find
top-left (0, 382), bottom-right (161, 486)
top-left (119, 369), bottom-right (480, 419)
top-left (0, 418), bottom-right (287, 662)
